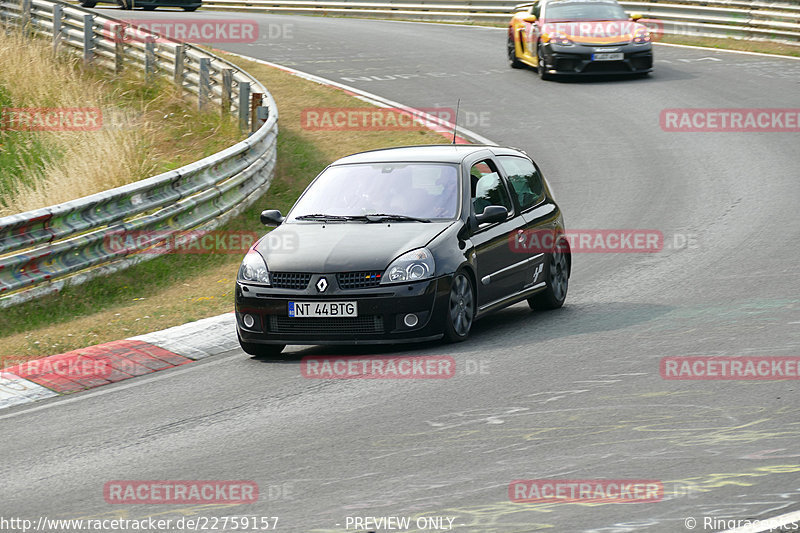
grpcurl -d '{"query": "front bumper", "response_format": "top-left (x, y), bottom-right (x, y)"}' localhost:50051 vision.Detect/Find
top-left (235, 275), bottom-right (452, 345)
top-left (541, 42), bottom-right (653, 75)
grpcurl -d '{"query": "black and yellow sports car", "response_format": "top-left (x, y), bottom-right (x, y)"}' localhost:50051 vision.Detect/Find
top-left (508, 0), bottom-right (653, 79)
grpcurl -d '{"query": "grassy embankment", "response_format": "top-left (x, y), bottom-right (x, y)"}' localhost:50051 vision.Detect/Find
top-left (0, 46), bottom-right (448, 360)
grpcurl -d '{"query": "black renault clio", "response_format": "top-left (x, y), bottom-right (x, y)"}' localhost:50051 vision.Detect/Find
top-left (235, 145), bottom-right (570, 356)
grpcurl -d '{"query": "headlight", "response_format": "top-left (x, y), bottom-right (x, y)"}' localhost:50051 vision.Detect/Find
top-left (632, 28), bottom-right (651, 44)
top-left (381, 248), bottom-right (435, 284)
top-left (543, 31), bottom-right (573, 45)
top-left (238, 250), bottom-right (270, 285)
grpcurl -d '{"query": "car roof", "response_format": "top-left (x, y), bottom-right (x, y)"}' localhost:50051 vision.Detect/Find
top-left (330, 144), bottom-right (526, 165)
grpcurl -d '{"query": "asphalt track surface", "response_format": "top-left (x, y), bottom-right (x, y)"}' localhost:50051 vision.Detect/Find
top-left (3, 11), bottom-right (800, 533)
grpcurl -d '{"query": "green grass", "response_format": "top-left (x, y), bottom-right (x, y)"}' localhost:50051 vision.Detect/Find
top-left (0, 85), bottom-right (60, 199)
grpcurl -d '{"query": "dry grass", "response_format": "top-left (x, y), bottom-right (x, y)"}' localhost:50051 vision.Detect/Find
top-left (0, 31), bottom-right (151, 214)
top-left (0, 52), bottom-right (449, 360)
top-left (0, 31), bottom-right (243, 216)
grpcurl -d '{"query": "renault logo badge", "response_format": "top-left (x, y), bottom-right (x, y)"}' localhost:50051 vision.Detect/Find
top-left (316, 277), bottom-right (328, 292)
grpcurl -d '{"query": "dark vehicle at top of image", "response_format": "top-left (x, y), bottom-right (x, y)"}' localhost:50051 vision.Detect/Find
top-left (235, 144), bottom-right (571, 357)
top-left (79, 0), bottom-right (200, 11)
top-left (508, 0), bottom-right (653, 79)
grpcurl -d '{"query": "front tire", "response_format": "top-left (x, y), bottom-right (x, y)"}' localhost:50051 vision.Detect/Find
top-left (507, 33), bottom-right (523, 69)
top-left (183, 5), bottom-right (199, 10)
top-left (238, 334), bottom-right (285, 358)
top-left (79, 0), bottom-right (97, 7)
top-left (443, 271), bottom-right (475, 342)
top-left (528, 241), bottom-right (569, 310)
top-left (537, 44), bottom-right (554, 81)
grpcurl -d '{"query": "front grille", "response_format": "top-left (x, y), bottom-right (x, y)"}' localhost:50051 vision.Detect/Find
top-left (337, 271), bottom-right (383, 289)
top-left (268, 315), bottom-right (385, 335)
top-left (583, 61), bottom-right (631, 73)
top-left (271, 272), bottom-right (312, 290)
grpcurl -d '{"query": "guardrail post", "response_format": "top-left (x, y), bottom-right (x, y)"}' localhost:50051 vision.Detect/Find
top-left (198, 57), bottom-right (211, 111)
top-left (82, 14), bottom-right (93, 64)
top-left (21, 0), bottom-right (32, 35)
top-left (113, 23), bottom-right (124, 73)
top-left (221, 69), bottom-right (233, 116)
top-left (250, 92), bottom-right (262, 133)
top-left (144, 36), bottom-right (156, 82)
top-left (238, 81), bottom-right (250, 131)
top-left (52, 4), bottom-right (62, 52)
top-left (173, 43), bottom-right (185, 86)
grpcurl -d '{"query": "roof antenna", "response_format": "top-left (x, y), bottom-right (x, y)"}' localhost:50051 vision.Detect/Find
top-left (451, 99), bottom-right (461, 144)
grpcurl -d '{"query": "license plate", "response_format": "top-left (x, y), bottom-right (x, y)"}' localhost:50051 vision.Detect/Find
top-left (592, 52), bottom-right (624, 61)
top-left (288, 301), bottom-right (357, 318)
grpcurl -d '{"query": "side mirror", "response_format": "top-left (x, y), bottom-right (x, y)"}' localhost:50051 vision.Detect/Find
top-left (523, 15), bottom-right (537, 23)
top-left (475, 205), bottom-right (509, 225)
top-left (629, 12), bottom-right (642, 21)
top-left (260, 209), bottom-right (284, 226)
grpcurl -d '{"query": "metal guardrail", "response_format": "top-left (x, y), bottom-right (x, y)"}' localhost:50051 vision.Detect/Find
top-left (0, 0), bottom-right (278, 307)
top-left (200, 0), bottom-right (800, 45)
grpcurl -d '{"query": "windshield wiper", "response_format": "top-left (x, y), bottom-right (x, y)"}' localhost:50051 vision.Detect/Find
top-left (295, 213), bottom-right (364, 221)
top-left (364, 213), bottom-right (431, 223)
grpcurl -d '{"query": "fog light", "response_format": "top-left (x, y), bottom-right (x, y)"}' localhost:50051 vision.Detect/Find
top-left (243, 314), bottom-right (255, 328)
top-left (403, 313), bottom-right (419, 328)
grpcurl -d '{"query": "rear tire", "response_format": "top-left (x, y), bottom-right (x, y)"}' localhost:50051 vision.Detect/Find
top-left (238, 334), bottom-right (286, 358)
top-left (443, 271), bottom-right (475, 342)
top-left (528, 240), bottom-right (569, 310)
top-left (507, 33), bottom-right (523, 69)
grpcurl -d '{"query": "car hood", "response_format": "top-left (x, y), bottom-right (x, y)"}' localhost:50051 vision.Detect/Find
top-left (542, 20), bottom-right (647, 44)
top-left (256, 221), bottom-right (454, 272)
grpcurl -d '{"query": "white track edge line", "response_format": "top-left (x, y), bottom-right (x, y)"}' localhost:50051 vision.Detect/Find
top-left (219, 51), bottom-right (498, 146)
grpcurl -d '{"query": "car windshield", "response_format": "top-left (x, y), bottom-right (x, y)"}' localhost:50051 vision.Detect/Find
top-left (544, 0), bottom-right (628, 21)
top-left (287, 163), bottom-right (460, 221)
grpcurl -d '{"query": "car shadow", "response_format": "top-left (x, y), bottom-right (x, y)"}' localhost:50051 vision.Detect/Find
top-left (249, 301), bottom-right (673, 364)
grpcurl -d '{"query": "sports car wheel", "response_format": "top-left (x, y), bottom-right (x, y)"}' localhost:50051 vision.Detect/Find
top-left (528, 241), bottom-right (569, 310)
top-left (507, 34), bottom-right (523, 69)
top-left (537, 45), bottom-right (554, 80)
top-left (444, 271), bottom-right (475, 342)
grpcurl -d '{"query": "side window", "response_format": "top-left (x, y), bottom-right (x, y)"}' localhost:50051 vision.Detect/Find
top-left (498, 156), bottom-right (544, 211)
top-left (532, 1), bottom-right (541, 18)
top-left (470, 159), bottom-right (512, 217)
